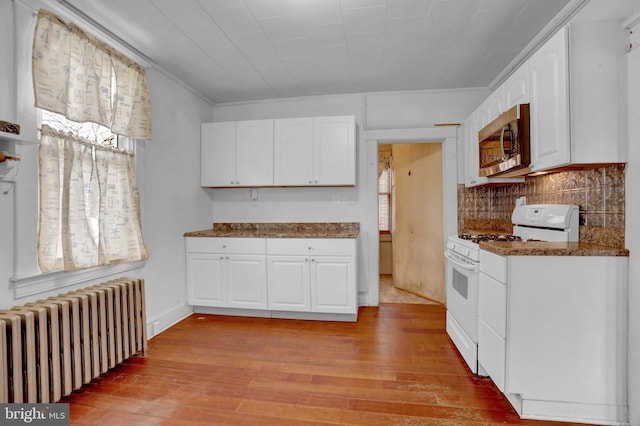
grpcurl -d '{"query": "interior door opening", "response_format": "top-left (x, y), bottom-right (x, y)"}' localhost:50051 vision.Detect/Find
top-left (377, 142), bottom-right (445, 305)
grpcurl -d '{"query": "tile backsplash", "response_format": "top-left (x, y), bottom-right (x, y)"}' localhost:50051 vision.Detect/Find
top-left (458, 164), bottom-right (625, 248)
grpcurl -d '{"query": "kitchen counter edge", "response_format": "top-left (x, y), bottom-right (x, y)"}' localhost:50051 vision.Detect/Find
top-left (184, 222), bottom-right (360, 239)
top-left (479, 241), bottom-right (629, 257)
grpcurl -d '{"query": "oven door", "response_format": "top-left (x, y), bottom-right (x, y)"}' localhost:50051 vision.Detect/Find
top-left (445, 249), bottom-right (481, 374)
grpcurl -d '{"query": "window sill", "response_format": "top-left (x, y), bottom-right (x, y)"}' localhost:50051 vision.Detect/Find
top-left (10, 260), bottom-right (146, 300)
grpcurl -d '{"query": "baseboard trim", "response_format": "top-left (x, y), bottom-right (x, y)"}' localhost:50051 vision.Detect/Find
top-left (146, 303), bottom-right (193, 338)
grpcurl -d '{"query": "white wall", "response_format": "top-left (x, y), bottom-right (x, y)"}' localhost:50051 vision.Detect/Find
top-left (210, 90), bottom-right (486, 304)
top-left (138, 69), bottom-right (213, 334)
top-left (626, 41), bottom-right (640, 426)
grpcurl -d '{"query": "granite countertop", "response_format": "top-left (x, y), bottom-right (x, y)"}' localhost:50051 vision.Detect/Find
top-left (184, 222), bottom-right (360, 239)
top-left (479, 240), bottom-right (629, 257)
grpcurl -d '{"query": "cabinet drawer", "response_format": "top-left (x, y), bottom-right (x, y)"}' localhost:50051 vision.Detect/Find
top-left (479, 273), bottom-right (506, 337)
top-left (478, 318), bottom-right (506, 393)
top-left (186, 237), bottom-right (266, 254)
top-left (479, 250), bottom-right (507, 282)
top-left (267, 238), bottom-right (356, 256)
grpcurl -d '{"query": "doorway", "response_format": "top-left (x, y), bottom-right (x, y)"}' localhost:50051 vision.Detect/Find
top-left (377, 142), bottom-right (445, 305)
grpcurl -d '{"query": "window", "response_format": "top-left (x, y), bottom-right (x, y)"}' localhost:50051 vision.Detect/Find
top-left (33, 9), bottom-right (149, 273)
top-left (37, 122), bottom-right (148, 272)
top-left (41, 110), bottom-right (117, 148)
top-left (378, 147), bottom-right (393, 233)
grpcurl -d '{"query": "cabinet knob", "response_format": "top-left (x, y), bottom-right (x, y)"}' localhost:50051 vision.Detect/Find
top-left (308, 246), bottom-right (313, 250)
top-left (314, 180), bottom-right (318, 184)
top-left (219, 256), bottom-right (224, 259)
top-left (305, 258), bottom-right (309, 262)
top-left (308, 180), bottom-right (313, 184)
top-left (225, 256), bottom-right (229, 260)
top-left (230, 180), bottom-right (234, 184)
top-left (311, 258), bottom-right (316, 263)
top-left (222, 245), bottom-right (227, 248)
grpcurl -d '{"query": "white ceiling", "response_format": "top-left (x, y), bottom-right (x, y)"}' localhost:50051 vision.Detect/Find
top-left (64, 0), bottom-right (572, 104)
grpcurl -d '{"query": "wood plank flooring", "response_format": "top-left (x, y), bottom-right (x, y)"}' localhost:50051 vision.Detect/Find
top-left (63, 304), bottom-right (588, 425)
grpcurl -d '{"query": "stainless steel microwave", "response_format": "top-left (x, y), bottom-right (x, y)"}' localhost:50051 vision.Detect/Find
top-left (478, 103), bottom-right (530, 177)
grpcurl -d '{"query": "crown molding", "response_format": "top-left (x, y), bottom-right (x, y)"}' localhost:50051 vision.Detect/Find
top-left (488, 0), bottom-right (592, 91)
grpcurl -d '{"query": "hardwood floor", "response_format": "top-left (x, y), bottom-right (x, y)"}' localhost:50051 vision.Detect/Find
top-left (63, 304), bottom-right (588, 425)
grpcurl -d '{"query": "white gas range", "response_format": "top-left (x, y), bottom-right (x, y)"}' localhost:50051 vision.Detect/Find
top-left (445, 204), bottom-right (579, 375)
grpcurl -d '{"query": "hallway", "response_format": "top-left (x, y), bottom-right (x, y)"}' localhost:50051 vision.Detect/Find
top-left (379, 274), bottom-right (439, 305)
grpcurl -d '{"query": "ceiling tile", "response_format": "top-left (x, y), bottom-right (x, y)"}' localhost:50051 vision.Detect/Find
top-left (244, 0), bottom-right (299, 19)
top-left (346, 32), bottom-right (385, 54)
top-left (299, 0), bottom-right (342, 25)
top-left (210, 6), bottom-right (263, 35)
top-left (258, 15), bottom-right (305, 41)
top-left (342, 6), bottom-right (387, 34)
top-left (196, 0), bottom-right (239, 11)
top-left (272, 38), bottom-right (311, 58)
top-left (227, 32), bottom-right (274, 54)
top-left (305, 24), bottom-right (346, 48)
top-left (341, 0), bottom-right (387, 9)
top-left (386, 0), bottom-right (433, 19)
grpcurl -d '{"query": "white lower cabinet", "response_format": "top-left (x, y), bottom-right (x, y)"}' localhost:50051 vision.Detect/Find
top-left (266, 255), bottom-right (311, 312)
top-left (186, 237), bottom-right (267, 309)
top-left (187, 236), bottom-right (357, 319)
top-left (267, 238), bottom-right (357, 315)
top-left (479, 250), bottom-right (629, 425)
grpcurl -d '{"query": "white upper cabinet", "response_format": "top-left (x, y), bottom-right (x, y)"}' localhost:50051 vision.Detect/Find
top-left (201, 121), bottom-right (236, 187)
top-left (274, 116), bottom-right (356, 186)
top-left (273, 117), bottom-right (314, 186)
top-left (204, 115), bottom-right (356, 188)
top-left (503, 62), bottom-right (529, 110)
top-left (236, 120), bottom-right (274, 187)
top-left (201, 120), bottom-right (274, 187)
top-left (568, 20), bottom-right (628, 164)
top-left (529, 28), bottom-right (571, 171)
top-left (529, 20), bottom-right (628, 172)
top-left (313, 116), bottom-right (356, 186)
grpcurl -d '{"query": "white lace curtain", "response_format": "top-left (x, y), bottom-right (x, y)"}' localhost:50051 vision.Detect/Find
top-left (32, 9), bottom-right (152, 140)
top-left (38, 125), bottom-right (148, 272)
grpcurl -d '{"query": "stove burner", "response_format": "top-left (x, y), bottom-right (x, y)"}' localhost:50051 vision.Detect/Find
top-left (458, 233), bottom-right (522, 243)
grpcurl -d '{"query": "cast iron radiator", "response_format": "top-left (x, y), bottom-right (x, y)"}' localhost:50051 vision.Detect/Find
top-left (0, 277), bottom-right (147, 403)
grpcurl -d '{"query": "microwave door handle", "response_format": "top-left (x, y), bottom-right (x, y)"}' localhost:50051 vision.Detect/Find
top-left (444, 252), bottom-right (477, 271)
top-left (500, 124), bottom-right (509, 161)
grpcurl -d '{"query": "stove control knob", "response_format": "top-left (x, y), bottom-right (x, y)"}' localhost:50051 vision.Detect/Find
top-left (464, 248), bottom-right (470, 257)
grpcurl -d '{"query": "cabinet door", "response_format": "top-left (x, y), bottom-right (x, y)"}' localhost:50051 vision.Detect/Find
top-left (310, 256), bottom-right (356, 314)
top-left (236, 120), bottom-right (274, 186)
top-left (186, 253), bottom-right (226, 307)
top-left (313, 116), bottom-right (355, 186)
top-left (226, 254), bottom-right (268, 309)
top-left (503, 62), bottom-right (529, 109)
top-left (201, 122), bottom-right (236, 187)
top-left (464, 114), bottom-right (482, 187)
top-left (529, 28), bottom-right (570, 171)
top-left (274, 118), bottom-right (314, 185)
top-left (483, 89), bottom-right (504, 126)
top-left (267, 255), bottom-right (311, 311)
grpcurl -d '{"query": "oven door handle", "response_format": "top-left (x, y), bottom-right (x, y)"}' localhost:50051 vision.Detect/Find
top-left (444, 252), bottom-right (478, 271)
